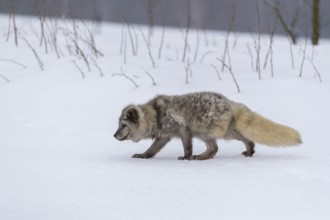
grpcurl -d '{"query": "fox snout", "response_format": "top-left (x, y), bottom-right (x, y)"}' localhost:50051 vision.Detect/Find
top-left (114, 129), bottom-right (128, 141)
top-left (113, 131), bottom-right (118, 139)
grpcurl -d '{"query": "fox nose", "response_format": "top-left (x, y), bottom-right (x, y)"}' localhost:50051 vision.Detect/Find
top-left (113, 131), bottom-right (119, 139)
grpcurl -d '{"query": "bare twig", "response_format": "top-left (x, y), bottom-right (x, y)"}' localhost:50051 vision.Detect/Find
top-left (299, 33), bottom-right (308, 77)
top-left (80, 20), bottom-right (104, 57)
top-left (69, 35), bottom-right (91, 71)
top-left (120, 23), bottom-right (125, 55)
top-left (264, 0), bottom-right (297, 44)
top-left (307, 57), bottom-right (322, 82)
top-left (124, 17), bottom-right (137, 56)
top-left (144, 71), bottom-right (157, 85)
top-left (217, 57), bottom-right (240, 93)
top-left (0, 74), bottom-right (10, 83)
top-left (158, 0), bottom-right (166, 60)
top-left (246, 43), bottom-right (255, 71)
top-left (185, 57), bottom-right (192, 84)
top-left (182, 0), bottom-right (191, 62)
top-left (19, 33), bottom-right (44, 71)
top-left (6, 3), bottom-right (12, 42)
top-left (288, 36), bottom-right (295, 69)
top-left (311, 45), bottom-right (315, 61)
top-left (199, 51), bottom-right (214, 63)
top-left (123, 30), bottom-right (127, 64)
top-left (112, 67), bottom-right (139, 88)
top-left (221, 2), bottom-right (236, 72)
top-left (211, 64), bottom-right (221, 80)
top-left (202, 28), bottom-right (209, 47)
top-left (31, 2), bottom-right (48, 53)
top-left (72, 60), bottom-right (86, 78)
top-left (249, 30), bottom-right (261, 79)
top-left (90, 56), bottom-right (104, 77)
top-left (132, 25), bottom-right (139, 55)
top-left (138, 26), bottom-right (157, 68)
top-left (7, 0), bottom-right (18, 46)
top-left (255, 0), bottom-right (261, 79)
top-left (263, 20), bottom-right (278, 77)
top-left (0, 58), bottom-right (26, 69)
top-left (45, 16), bottom-right (61, 58)
top-left (147, 0), bottom-right (154, 42)
top-left (193, 30), bottom-right (200, 62)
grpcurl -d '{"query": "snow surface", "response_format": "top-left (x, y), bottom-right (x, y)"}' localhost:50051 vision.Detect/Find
top-left (1, 15), bottom-right (330, 220)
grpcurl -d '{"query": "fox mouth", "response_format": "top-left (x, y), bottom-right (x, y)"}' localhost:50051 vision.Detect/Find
top-left (117, 134), bottom-right (128, 141)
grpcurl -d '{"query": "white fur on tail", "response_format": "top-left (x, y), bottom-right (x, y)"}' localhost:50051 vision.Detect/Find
top-left (231, 103), bottom-right (302, 147)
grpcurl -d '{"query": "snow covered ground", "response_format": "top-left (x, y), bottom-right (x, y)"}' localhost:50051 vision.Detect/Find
top-left (1, 15), bottom-right (330, 220)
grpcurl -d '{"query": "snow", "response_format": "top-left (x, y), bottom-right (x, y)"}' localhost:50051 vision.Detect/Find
top-left (1, 14), bottom-right (330, 220)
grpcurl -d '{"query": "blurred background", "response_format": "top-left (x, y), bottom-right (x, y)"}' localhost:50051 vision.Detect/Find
top-left (0, 0), bottom-right (329, 41)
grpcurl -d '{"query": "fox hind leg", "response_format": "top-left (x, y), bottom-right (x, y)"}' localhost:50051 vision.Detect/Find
top-left (241, 141), bottom-right (255, 157)
top-left (228, 130), bottom-right (255, 157)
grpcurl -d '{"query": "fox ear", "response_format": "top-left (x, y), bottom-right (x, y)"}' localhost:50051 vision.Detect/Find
top-left (127, 107), bottom-right (139, 124)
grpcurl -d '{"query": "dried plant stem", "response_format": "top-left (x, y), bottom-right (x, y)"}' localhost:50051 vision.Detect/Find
top-left (263, 20), bottom-right (277, 77)
top-left (147, 0), bottom-right (154, 42)
top-left (185, 57), bottom-right (192, 84)
top-left (80, 20), bottom-right (103, 57)
top-left (120, 23), bottom-right (125, 55)
top-left (69, 35), bottom-right (91, 71)
top-left (144, 71), bottom-right (157, 85)
top-left (249, 31), bottom-right (261, 79)
top-left (182, 0), bottom-right (191, 62)
top-left (264, 0), bottom-right (297, 44)
top-left (45, 17), bottom-right (61, 58)
top-left (31, 2), bottom-right (48, 53)
top-left (246, 44), bottom-right (255, 71)
top-left (0, 74), bottom-right (10, 83)
top-left (123, 30), bottom-right (127, 64)
top-left (221, 2), bottom-right (236, 72)
top-left (217, 57), bottom-right (240, 93)
top-left (7, 0), bottom-right (18, 46)
top-left (71, 60), bottom-right (86, 78)
top-left (20, 33), bottom-right (44, 71)
top-left (112, 67), bottom-right (138, 88)
top-left (0, 58), bottom-right (26, 69)
top-left (199, 51), bottom-right (214, 63)
top-left (158, 0), bottom-right (166, 60)
top-left (193, 30), bottom-right (200, 62)
top-left (307, 58), bottom-right (322, 82)
top-left (90, 57), bottom-right (104, 77)
top-left (12, 0), bottom-right (18, 47)
top-left (138, 26), bottom-right (157, 68)
top-left (288, 37), bottom-right (295, 69)
top-left (299, 35), bottom-right (308, 77)
top-left (211, 64), bottom-right (221, 80)
top-left (255, 0), bottom-right (261, 79)
top-left (124, 17), bottom-right (137, 56)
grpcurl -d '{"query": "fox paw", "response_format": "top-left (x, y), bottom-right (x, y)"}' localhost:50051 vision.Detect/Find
top-left (177, 155), bottom-right (192, 160)
top-left (241, 150), bottom-right (255, 157)
top-left (132, 153), bottom-right (150, 159)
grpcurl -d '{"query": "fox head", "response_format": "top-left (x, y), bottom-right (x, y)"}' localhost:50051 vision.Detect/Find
top-left (114, 105), bottom-right (144, 142)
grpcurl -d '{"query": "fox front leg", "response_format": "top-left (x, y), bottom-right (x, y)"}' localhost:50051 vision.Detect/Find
top-left (132, 137), bottom-right (170, 159)
top-left (177, 127), bottom-right (193, 160)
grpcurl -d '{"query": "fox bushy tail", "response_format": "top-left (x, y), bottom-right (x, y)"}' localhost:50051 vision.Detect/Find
top-left (230, 102), bottom-right (302, 146)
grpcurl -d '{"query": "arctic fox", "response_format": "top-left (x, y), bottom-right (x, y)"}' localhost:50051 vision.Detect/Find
top-left (114, 92), bottom-right (302, 160)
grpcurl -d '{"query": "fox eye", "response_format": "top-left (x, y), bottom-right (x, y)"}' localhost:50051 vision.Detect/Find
top-left (121, 124), bottom-right (126, 128)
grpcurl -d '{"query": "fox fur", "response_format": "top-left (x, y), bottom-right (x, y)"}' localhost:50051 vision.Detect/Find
top-left (114, 92), bottom-right (302, 160)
